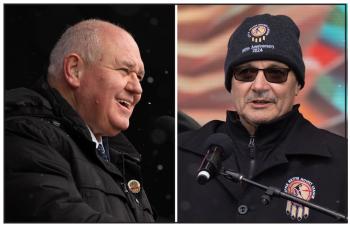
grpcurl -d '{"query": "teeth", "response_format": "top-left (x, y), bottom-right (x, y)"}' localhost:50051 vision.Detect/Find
top-left (116, 99), bottom-right (131, 108)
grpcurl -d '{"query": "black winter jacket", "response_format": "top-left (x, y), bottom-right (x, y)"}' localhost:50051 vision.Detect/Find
top-left (178, 106), bottom-right (347, 223)
top-left (5, 79), bottom-right (155, 222)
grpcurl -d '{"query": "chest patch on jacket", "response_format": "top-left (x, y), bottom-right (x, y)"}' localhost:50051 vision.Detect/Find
top-left (283, 177), bottom-right (316, 221)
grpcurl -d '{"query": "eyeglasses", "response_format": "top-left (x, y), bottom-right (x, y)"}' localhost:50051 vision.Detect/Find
top-left (232, 67), bottom-right (291, 83)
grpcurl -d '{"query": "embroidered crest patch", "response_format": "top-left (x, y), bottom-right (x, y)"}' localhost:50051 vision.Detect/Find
top-left (284, 177), bottom-right (316, 221)
top-left (241, 23), bottom-right (274, 54)
top-left (248, 24), bottom-right (270, 43)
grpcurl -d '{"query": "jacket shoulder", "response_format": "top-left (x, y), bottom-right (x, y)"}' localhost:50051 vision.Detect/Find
top-left (298, 116), bottom-right (347, 158)
top-left (5, 86), bottom-right (71, 149)
top-left (301, 115), bottom-right (347, 146)
top-left (6, 115), bottom-right (63, 143)
top-left (317, 128), bottom-right (347, 156)
top-left (317, 128), bottom-right (347, 144)
top-left (5, 87), bottom-right (52, 112)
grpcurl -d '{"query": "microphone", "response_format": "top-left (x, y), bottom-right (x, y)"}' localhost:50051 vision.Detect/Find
top-left (197, 133), bottom-right (235, 185)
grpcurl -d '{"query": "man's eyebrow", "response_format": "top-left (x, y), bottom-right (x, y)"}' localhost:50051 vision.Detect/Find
top-left (118, 59), bottom-right (145, 77)
top-left (115, 58), bottom-right (135, 68)
top-left (122, 60), bottom-right (136, 68)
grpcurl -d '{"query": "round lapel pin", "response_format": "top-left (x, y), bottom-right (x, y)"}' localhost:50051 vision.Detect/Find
top-left (128, 179), bottom-right (141, 194)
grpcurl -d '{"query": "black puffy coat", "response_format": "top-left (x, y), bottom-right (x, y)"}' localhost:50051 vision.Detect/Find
top-left (178, 106), bottom-right (347, 223)
top-left (5, 78), bottom-right (155, 222)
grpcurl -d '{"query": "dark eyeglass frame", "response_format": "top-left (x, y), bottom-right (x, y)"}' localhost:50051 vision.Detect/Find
top-left (232, 67), bottom-right (291, 83)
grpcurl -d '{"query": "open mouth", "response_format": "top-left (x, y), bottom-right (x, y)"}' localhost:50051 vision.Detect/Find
top-left (252, 100), bottom-right (271, 104)
top-left (116, 99), bottom-right (132, 110)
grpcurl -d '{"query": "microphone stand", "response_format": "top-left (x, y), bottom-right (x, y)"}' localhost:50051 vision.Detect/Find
top-left (221, 169), bottom-right (348, 222)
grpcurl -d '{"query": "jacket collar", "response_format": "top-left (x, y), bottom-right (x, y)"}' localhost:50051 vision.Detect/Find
top-left (179, 105), bottom-right (332, 159)
top-left (278, 114), bottom-right (332, 158)
top-left (226, 105), bottom-right (299, 147)
top-left (32, 76), bottom-right (93, 141)
top-left (226, 104), bottom-right (332, 158)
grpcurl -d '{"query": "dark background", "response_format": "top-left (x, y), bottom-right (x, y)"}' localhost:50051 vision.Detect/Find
top-left (4, 4), bottom-right (175, 222)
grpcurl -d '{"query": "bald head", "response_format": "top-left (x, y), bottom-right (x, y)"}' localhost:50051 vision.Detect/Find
top-left (47, 19), bottom-right (134, 81)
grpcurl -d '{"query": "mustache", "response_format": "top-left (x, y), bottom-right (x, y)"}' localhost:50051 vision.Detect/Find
top-left (245, 92), bottom-right (277, 103)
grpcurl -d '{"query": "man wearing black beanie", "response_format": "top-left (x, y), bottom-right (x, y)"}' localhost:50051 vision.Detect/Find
top-left (178, 14), bottom-right (347, 223)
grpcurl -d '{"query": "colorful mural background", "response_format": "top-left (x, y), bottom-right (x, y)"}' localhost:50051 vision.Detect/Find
top-left (178, 5), bottom-right (346, 137)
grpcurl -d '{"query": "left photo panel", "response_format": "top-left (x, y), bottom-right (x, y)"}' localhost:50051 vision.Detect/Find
top-left (4, 4), bottom-right (175, 222)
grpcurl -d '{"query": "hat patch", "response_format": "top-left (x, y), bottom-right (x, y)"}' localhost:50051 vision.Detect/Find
top-left (241, 24), bottom-right (274, 54)
top-left (241, 23), bottom-right (274, 54)
top-left (284, 177), bottom-right (316, 221)
top-left (248, 24), bottom-right (270, 42)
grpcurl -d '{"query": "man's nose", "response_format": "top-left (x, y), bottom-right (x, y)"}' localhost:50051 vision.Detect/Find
top-left (126, 73), bottom-right (143, 95)
top-left (251, 70), bottom-right (270, 91)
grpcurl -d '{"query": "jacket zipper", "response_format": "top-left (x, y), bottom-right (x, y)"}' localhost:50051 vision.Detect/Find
top-left (248, 136), bottom-right (255, 179)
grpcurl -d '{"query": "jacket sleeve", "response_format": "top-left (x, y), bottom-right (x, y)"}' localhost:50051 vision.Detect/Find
top-left (5, 132), bottom-right (124, 222)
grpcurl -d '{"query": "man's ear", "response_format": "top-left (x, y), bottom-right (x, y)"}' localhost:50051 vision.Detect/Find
top-left (63, 53), bottom-right (84, 88)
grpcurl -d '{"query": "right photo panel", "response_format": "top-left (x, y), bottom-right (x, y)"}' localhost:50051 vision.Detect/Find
top-left (178, 5), bottom-right (347, 223)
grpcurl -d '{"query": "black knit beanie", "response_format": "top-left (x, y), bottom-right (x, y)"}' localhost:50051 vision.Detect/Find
top-left (224, 14), bottom-right (305, 92)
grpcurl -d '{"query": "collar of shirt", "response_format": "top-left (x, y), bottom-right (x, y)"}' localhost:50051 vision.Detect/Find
top-left (86, 125), bottom-right (102, 149)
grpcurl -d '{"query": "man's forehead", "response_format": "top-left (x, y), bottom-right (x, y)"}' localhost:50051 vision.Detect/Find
top-left (100, 25), bottom-right (144, 73)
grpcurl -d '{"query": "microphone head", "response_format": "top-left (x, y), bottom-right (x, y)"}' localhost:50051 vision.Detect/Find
top-left (203, 133), bottom-right (235, 160)
top-left (197, 170), bottom-right (210, 185)
top-left (197, 133), bottom-right (235, 184)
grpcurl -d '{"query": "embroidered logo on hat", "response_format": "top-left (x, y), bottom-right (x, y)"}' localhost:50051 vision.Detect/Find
top-left (248, 24), bottom-right (270, 43)
top-left (128, 179), bottom-right (141, 194)
top-left (284, 177), bottom-right (316, 221)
